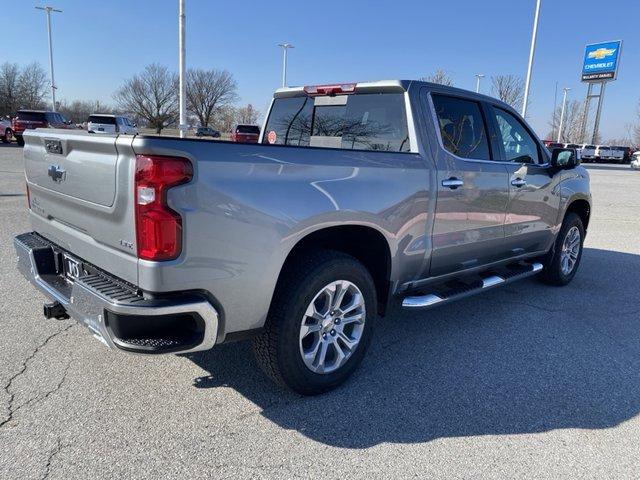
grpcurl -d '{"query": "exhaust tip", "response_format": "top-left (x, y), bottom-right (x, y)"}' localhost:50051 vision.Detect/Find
top-left (43, 301), bottom-right (69, 320)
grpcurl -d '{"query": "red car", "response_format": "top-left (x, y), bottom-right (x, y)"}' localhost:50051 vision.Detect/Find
top-left (231, 124), bottom-right (260, 143)
top-left (12, 110), bottom-right (75, 146)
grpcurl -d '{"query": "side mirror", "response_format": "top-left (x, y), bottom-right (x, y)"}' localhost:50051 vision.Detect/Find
top-left (551, 148), bottom-right (579, 169)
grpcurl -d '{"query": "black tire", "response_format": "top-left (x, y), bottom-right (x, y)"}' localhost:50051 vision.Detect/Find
top-left (16, 135), bottom-right (24, 147)
top-left (1, 129), bottom-right (10, 144)
top-left (538, 212), bottom-right (585, 286)
top-left (253, 250), bottom-right (377, 395)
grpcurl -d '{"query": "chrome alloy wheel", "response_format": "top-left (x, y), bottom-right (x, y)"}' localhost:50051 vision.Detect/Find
top-left (560, 226), bottom-right (581, 275)
top-left (299, 280), bottom-right (366, 374)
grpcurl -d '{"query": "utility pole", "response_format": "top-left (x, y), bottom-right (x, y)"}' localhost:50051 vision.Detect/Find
top-left (591, 82), bottom-right (606, 144)
top-left (475, 74), bottom-right (485, 93)
top-left (35, 6), bottom-right (62, 111)
top-left (178, 0), bottom-right (187, 138)
top-left (557, 87), bottom-right (571, 143)
top-left (552, 81), bottom-right (558, 139)
top-left (278, 43), bottom-right (294, 87)
top-left (522, 0), bottom-right (541, 118)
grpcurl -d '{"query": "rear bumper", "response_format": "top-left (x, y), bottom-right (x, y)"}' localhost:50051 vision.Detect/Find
top-left (14, 232), bottom-right (219, 355)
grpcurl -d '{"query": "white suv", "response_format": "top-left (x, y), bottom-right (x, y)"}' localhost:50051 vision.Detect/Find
top-left (87, 114), bottom-right (137, 135)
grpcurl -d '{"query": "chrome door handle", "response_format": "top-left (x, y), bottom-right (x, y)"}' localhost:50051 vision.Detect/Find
top-left (442, 178), bottom-right (464, 189)
top-left (511, 178), bottom-right (527, 188)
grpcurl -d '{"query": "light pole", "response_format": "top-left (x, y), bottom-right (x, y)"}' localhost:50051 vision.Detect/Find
top-left (557, 87), bottom-right (571, 143)
top-left (522, 0), bottom-right (541, 118)
top-left (278, 43), bottom-right (294, 87)
top-left (35, 5), bottom-right (62, 111)
top-left (475, 74), bottom-right (485, 93)
top-left (178, 0), bottom-right (187, 138)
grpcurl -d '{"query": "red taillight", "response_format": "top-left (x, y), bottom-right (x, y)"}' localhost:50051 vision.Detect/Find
top-left (303, 83), bottom-right (356, 96)
top-left (134, 155), bottom-right (193, 261)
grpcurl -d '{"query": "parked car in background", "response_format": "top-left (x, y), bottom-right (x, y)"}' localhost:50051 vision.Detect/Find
top-left (12, 110), bottom-right (75, 146)
top-left (630, 151), bottom-right (640, 170)
top-left (563, 144), bottom-right (581, 160)
top-left (231, 124), bottom-right (260, 143)
top-left (14, 80), bottom-right (591, 395)
top-left (87, 114), bottom-right (137, 135)
top-left (614, 146), bottom-right (632, 163)
top-left (195, 126), bottom-right (221, 138)
top-left (579, 144), bottom-right (597, 162)
top-left (1, 116), bottom-right (12, 143)
top-left (595, 145), bottom-right (612, 161)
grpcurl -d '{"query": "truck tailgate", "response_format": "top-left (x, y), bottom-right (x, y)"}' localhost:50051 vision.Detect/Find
top-left (23, 129), bottom-right (139, 284)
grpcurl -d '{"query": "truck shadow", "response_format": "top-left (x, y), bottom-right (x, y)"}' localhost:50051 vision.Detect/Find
top-left (187, 247), bottom-right (640, 448)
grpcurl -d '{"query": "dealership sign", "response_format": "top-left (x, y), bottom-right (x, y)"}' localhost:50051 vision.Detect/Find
top-left (582, 40), bottom-right (622, 82)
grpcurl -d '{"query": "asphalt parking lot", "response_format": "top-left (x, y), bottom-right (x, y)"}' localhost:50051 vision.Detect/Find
top-left (0, 142), bottom-right (639, 479)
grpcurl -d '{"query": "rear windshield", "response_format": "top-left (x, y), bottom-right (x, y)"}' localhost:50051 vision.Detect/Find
top-left (599, 147), bottom-right (611, 150)
top-left (45, 112), bottom-right (67, 123)
top-left (88, 115), bottom-right (117, 125)
top-left (236, 125), bottom-right (260, 134)
top-left (16, 111), bottom-right (46, 122)
top-left (584, 145), bottom-right (596, 149)
top-left (263, 93), bottom-right (410, 152)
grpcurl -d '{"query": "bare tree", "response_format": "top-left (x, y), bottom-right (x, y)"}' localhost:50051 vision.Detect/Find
top-left (213, 105), bottom-right (237, 133)
top-left (17, 63), bottom-right (49, 110)
top-left (114, 64), bottom-right (178, 133)
top-left (236, 104), bottom-right (259, 125)
top-left (633, 102), bottom-right (640, 146)
top-left (547, 99), bottom-right (588, 143)
top-left (0, 63), bottom-right (21, 116)
top-left (421, 69), bottom-right (454, 86)
top-left (58, 99), bottom-right (110, 124)
top-left (186, 69), bottom-right (238, 128)
top-left (491, 75), bottom-right (525, 111)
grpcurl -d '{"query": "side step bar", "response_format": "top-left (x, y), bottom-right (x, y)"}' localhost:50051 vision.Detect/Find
top-left (402, 262), bottom-right (543, 309)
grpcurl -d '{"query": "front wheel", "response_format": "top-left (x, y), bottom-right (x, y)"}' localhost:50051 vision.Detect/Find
top-left (253, 251), bottom-right (376, 395)
top-left (2, 129), bottom-right (11, 143)
top-left (539, 212), bottom-right (585, 286)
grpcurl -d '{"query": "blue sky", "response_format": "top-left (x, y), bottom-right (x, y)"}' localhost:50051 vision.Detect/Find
top-left (4, 0), bottom-right (638, 139)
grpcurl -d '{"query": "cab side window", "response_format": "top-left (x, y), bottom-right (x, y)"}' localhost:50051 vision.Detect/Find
top-left (492, 107), bottom-right (541, 164)
top-left (432, 94), bottom-right (491, 160)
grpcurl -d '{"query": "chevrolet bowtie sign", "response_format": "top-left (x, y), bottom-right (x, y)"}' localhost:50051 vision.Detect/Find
top-left (582, 41), bottom-right (622, 82)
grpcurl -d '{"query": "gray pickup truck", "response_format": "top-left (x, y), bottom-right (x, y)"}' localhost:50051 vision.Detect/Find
top-left (15, 80), bottom-right (591, 395)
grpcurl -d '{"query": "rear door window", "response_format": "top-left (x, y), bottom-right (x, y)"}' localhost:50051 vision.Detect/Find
top-left (263, 93), bottom-right (410, 152)
top-left (432, 94), bottom-right (491, 160)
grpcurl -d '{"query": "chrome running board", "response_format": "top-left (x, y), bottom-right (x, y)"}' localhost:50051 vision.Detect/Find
top-left (402, 262), bottom-right (543, 309)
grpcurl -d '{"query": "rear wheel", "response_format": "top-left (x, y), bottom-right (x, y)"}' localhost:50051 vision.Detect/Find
top-left (539, 212), bottom-right (585, 286)
top-left (253, 251), bottom-right (376, 395)
top-left (2, 129), bottom-right (11, 143)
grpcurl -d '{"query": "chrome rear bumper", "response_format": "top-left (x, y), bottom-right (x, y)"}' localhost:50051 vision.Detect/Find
top-left (14, 232), bottom-right (219, 355)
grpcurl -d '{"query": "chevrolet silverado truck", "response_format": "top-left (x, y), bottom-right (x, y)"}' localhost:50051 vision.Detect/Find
top-left (15, 80), bottom-right (591, 395)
